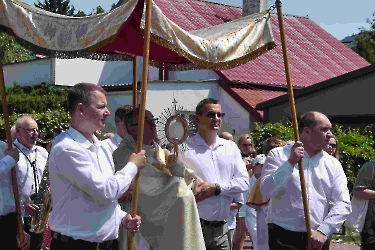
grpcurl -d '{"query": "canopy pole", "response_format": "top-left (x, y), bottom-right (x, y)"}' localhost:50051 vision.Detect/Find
top-left (275, 0), bottom-right (312, 238)
top-left (0, 50), bottom-right (24, 243)
top-left (132, 56), bottom-right (138, 107)
top-left (127, 0), bottom-right (153, 249)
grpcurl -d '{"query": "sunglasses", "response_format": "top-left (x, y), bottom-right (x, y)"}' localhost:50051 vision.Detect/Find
top-left (130, 118), bottom-right (158, 126)
top-left (242, 143), bottom-right (253, 147)
top-left (329, 143), bottom-right (337, 148)
top-left (206, 112), bottom-right (225, 119)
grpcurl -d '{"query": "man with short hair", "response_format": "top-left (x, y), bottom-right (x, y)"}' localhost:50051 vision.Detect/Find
top-left (102, 104), bottom-right (133, 154)
top-left (113, 107), bottom-right (205, 250)
top-left (260, 111), bottom-right (351, 250)
top-left (48, 83), bottom-right (146, 250)
top-left (183, 98), bottom-right (249, 250)
top-left (13, 115), bottom-right (49, 250)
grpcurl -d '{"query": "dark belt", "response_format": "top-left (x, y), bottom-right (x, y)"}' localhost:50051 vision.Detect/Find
top-left (51, 231), bottom-right (116, 250)
top-left (200, 218), bottom-right (226, 227)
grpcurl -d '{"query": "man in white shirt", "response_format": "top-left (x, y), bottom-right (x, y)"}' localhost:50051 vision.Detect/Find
top-left (13, 115), bottom-right (49, 250)
top-left (102, 104), bottom-right (133, 154)
top-left (183, 98), bottom-right (249, 250)
top-left (260, 111), bottom-right (351, 250)
top-left (48, 83), bottom-right (146, 250)
top-left (0, 139), bottom-right (31, 250)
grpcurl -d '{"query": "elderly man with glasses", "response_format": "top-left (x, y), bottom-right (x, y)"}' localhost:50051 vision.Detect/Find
top-left (13, 115), bottom-right (49, 250)
top-left (113, 108), bottom-right (205, 250)
top-left (182, 98), bottom-right (249, 250)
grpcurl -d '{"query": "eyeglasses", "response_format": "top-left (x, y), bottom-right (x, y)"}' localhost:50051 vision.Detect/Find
top-left (329, 143), bottom-right (337, 148)
top-left (19, 127), bottom-right (38, 133)
top-left (130, 118), bottom-right (158, 126)
top-left (242, 143), bottom-right (253, 147)
top-left (206, 112), bottom-right (225, 119)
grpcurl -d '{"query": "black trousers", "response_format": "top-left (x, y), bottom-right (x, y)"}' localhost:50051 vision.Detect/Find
top-left (268, 223), bottom-right (330, 250)
top-left (23, 216), bottom-right (44, 250)
top-left (0, 213), bottom-right (20, 250)
top-left (50, 231), bottom-right (118, 250)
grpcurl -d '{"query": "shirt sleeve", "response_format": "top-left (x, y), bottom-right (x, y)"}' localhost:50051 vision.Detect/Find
top-left (117, 204), bottom-right (127, 224)
top-left (0, 155), bottom-right (16, 173)
top-left (219, 145), bottom-right (249, 196)
top-left (317, 159), bottom-right (351, 237)
top-left (51, 145), bottom-right (138, 205)
top-left (260, 148), bottom-right (295, 199)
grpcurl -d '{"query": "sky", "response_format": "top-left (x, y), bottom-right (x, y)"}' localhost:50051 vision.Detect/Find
top-left (23, 0), bottom-right (375, 40)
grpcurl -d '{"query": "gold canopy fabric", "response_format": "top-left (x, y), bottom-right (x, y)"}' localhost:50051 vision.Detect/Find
top-left (246, 177), bottom-right (270, 209)
top-left (0, 0), bottom-right (275, 70)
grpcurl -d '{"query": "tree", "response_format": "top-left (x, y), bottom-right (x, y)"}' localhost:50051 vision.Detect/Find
top-left (0, 31), bottom-right (34, 64)
top-left (35, 0), bottom-right (77, 16)
top-left (353, 11), bottom-right (375, 64)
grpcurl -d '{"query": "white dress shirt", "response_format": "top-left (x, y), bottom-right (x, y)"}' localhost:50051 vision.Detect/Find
top-left (0, 140), bottom-right (17, 216)
top-left (183, 133), bottom-right (249, 221)
top-left (260, 145), bottom-right (351, 237)
top-left (102, 133), bottom-right (123, 154)
top-left (13, 139), bottom-right (48, 216)
top-left (49, 127), bottom-right (138, 243)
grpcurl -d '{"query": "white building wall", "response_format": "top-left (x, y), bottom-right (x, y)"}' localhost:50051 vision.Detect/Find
top-left (3, 59), bottom-right (52, 87)
top-left (54, 57), bottom-right (159, 86)
top-left (168, 69), bottom-right (220, 81)
top-left (104, 81), bottom-right (252, 141)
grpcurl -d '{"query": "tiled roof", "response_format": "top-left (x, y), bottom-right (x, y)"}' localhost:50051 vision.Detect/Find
top-left (230, 87), bottom-right (286, 117)
top-left (155, 0), bottom-right (370, 88)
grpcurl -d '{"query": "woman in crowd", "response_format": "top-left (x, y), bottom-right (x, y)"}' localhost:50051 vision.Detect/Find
top-left (324, 135), bottom-right (339, 158)
top-left (233, 134), bottom-right (257, 250)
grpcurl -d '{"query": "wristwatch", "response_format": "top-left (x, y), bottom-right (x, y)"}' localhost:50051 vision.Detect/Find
top-left (214, 183), bottom-right (221, 196)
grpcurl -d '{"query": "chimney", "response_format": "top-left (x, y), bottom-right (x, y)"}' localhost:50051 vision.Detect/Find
top-left (242, 0), bottom-right (268, 17)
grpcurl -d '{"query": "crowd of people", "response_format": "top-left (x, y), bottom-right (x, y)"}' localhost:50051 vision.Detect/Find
top-left (0, 83), bottom-right (374, 250)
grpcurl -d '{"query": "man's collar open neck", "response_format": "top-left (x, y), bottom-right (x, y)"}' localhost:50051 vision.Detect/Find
top-left (71, 124), bottom-right (95, 144)
top-left (301, 139), bottom-right (322, 158)
top-left (198, 130), bottom-right (217, 148)
top-left (15, 139), bottom-right (35, 150)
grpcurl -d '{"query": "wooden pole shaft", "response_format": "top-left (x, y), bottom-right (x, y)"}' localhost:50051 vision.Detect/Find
top-left (0, 57), bottom-right (24, 243)
top-left (275, 0), bottom-right (312, 238)
top-left (132, 56), bottom-right (138, 107)
top-left (127, 0), bottom-right (153, 249)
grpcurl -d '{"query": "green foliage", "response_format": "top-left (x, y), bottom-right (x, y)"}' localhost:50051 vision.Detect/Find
top-left (1, 83), bottom-right (68, 115)
top-left (353, 30), bottom-right (375, 64)
top-left (34, 0), bottom-right (110, 16)
top-left (251, 121), bottom-right (294, 153)
top-left (34, 0), bottom-right (76, 16)
top-left (250, 121), bottom-right (374, 192)
top-left (0, 108), bottom-right (71, 140)
top-left (352, 11), bottom-right (375, 64)
top-left (334, 124), bottom-right (375, 191)
top-left (0, 31), bottom-right (34, 64)
top-left (0, 83), bottom-right (70, 139)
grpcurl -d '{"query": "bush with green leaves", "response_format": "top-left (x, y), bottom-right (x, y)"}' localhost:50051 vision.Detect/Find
top-left (1, 82), bottom-right (68, 115)
top-left (0, 108), bottom-right (71, 140)
top-left (250, 121), bottom-right (374, 192)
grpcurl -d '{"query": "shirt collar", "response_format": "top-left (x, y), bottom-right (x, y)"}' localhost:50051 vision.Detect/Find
top-left (194, 132), bottom-right (223, 148)
top-left (67, 127), bottom-right (101, 149)
top-left (14, 139), bottom-right (36, 152)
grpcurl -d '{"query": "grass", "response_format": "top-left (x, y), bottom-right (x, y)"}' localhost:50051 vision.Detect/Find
top-left (331, 226), bottom-right (361, 246)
